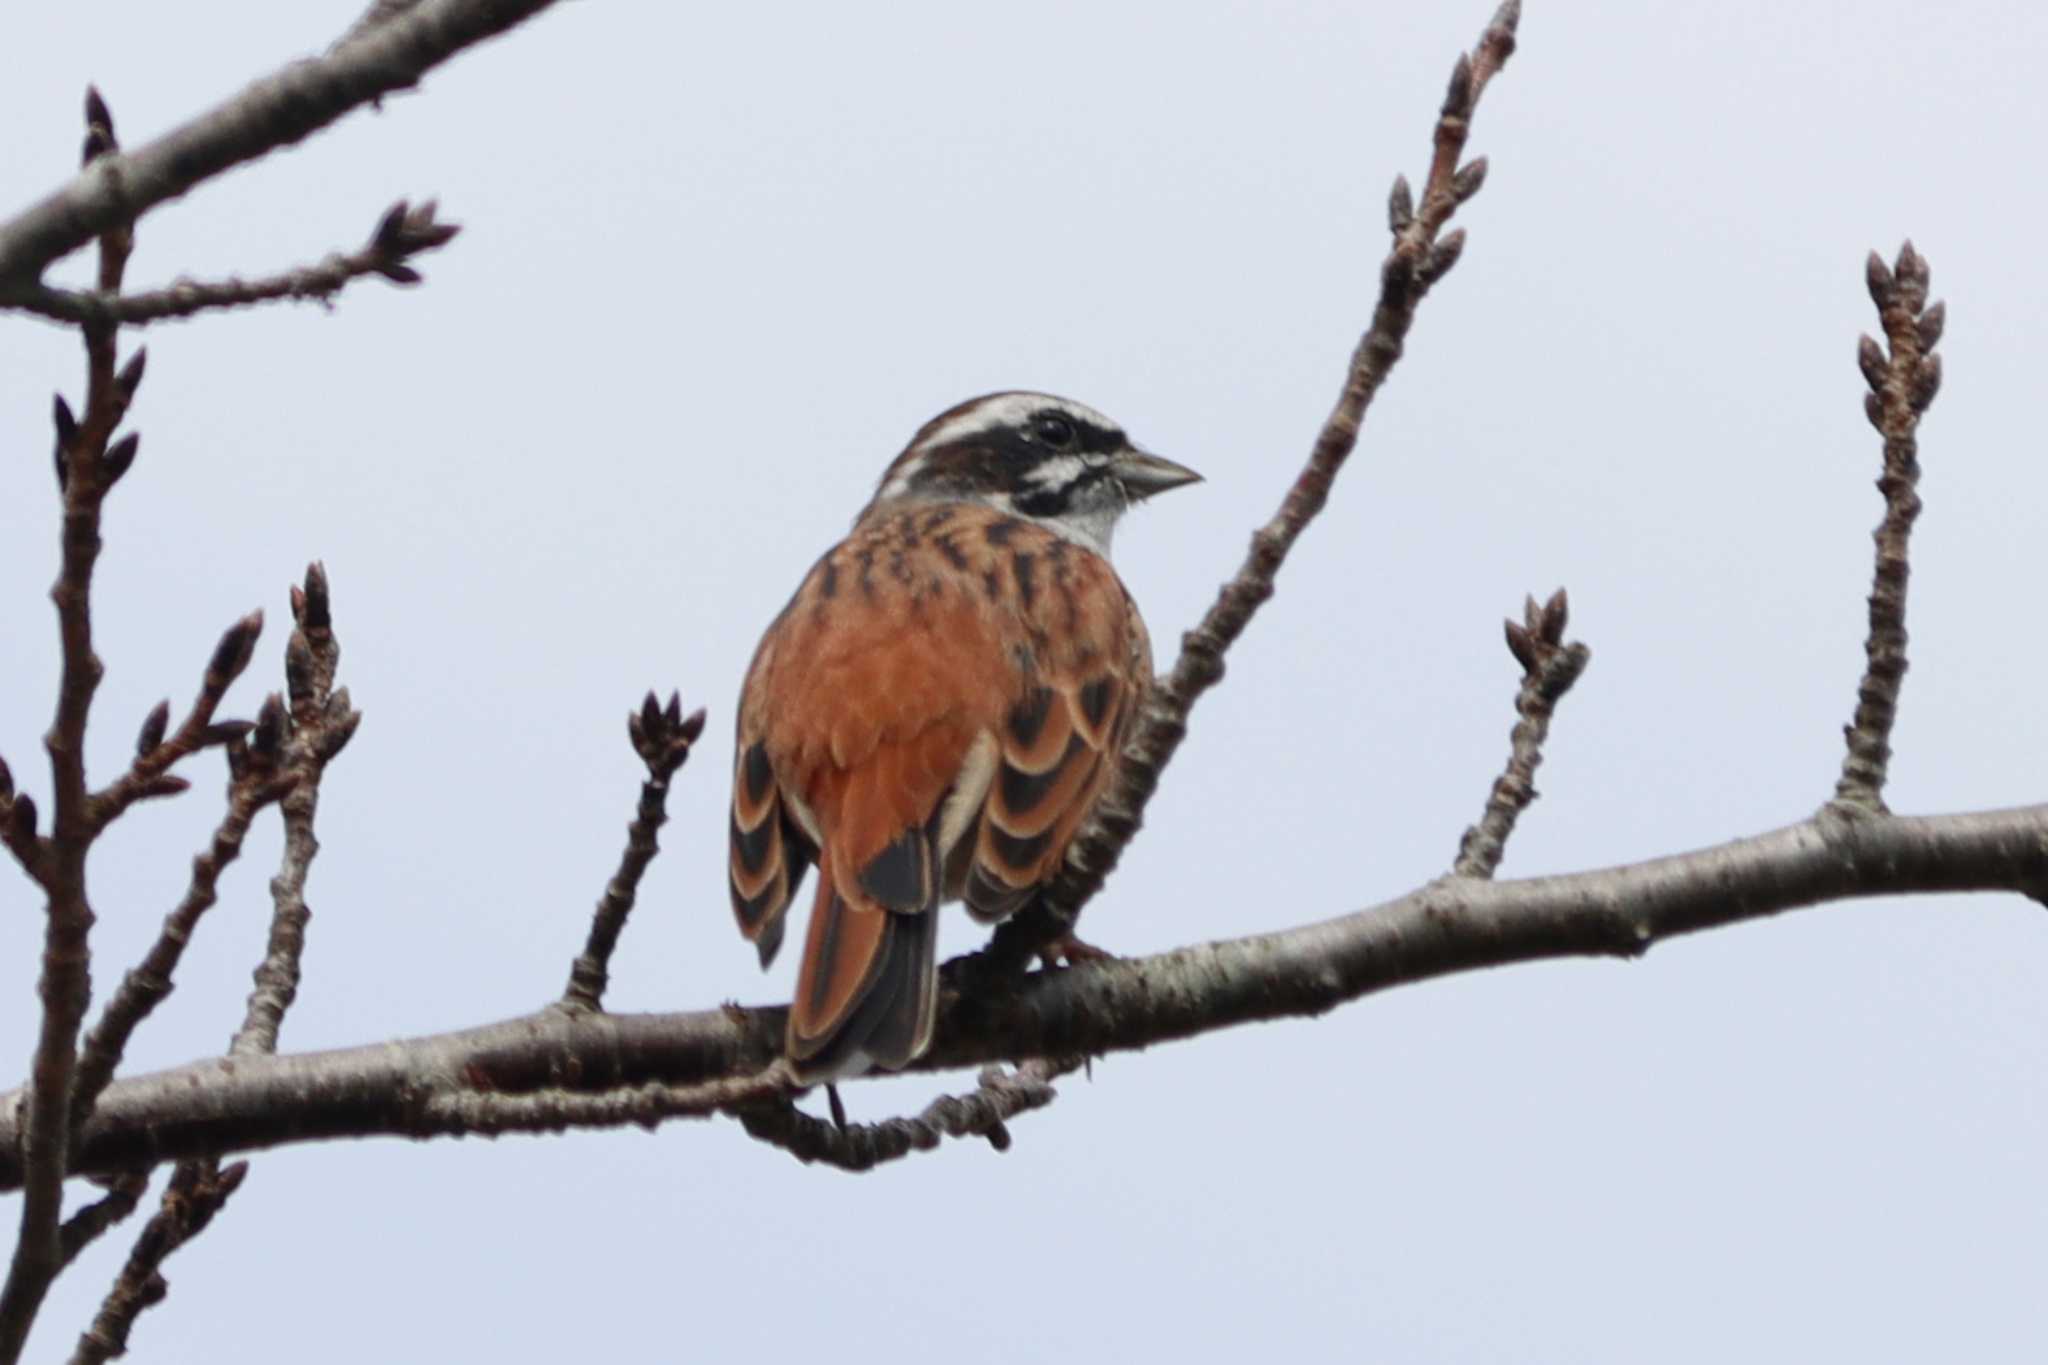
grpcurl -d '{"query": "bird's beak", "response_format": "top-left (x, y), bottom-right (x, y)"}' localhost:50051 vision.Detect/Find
top-left (1112, 447), bottom-right (1203, 500)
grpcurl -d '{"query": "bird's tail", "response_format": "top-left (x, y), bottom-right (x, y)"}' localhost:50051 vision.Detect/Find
top-left (786, 848), bottom-right (939, 1083)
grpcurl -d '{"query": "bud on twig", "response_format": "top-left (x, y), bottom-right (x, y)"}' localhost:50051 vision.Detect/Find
top-left (1387, 175), bottom-right (1414, 233)
top-left (117, 348), bottom-right (148, 403)
top-left (103, 431), bottom-right (140, 483)
top-left (1452, 157), bottom-right (1488, 204)
top-left (208, 611), bottom-right (265, 688)
top-left (136, 700), bottom-right (171, 756)
top-left (82, 85), bottom-right (118, 164)
top-left (1420, 229), bottom-right (1467, 286)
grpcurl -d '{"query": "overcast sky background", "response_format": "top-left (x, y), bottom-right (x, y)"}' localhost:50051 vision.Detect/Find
top-left (2, 2), bottom-right (2045, 1361)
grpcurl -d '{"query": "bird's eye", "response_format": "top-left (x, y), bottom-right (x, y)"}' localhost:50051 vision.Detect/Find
top-left (1033, 414), bottom-right (1077, 449)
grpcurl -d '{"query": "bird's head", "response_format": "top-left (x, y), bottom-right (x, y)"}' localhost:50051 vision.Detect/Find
top-left (865, 391), bottom-right (1201, 556)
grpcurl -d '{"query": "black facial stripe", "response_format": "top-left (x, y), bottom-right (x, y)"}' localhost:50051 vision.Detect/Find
top-left (1071, 419), bottom-right (1122, 453)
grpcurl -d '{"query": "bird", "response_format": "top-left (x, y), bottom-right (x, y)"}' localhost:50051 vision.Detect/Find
top-left (728, 391), bottom-right (1200, 1082)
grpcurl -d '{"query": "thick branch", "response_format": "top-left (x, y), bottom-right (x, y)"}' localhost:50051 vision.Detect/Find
top-left (0, 0), bottom-right (558, 283)
top-left (4, 801), bottom-right (2043, 1187)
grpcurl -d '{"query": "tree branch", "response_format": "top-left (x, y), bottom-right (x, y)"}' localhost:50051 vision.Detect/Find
top-left (1454, 589), bottom-right (1589, 878)
top-left (230, 565), bottom-right (358, 1058)
top-left (67, 1162), bottom-right (247, 1365)
top-left (56, 1175), bottom-right (148, 1272)
top-left (0, 94), bottom-right (141, 1365)
top-left (3, 200), bottom-right (459, 328)
top-left (561, 694), bottom-right (708, 1013)
top-left (0, 0), bottom-right (559, 284)
top-left (3, 800), bottom-right (2043, 1188)
top-left (737, 1060), bottom-right (1074, 1171)
top-left (88, 609), bottom-right (263, 835)
top-left (990, 0), bottom-right (1524, 966)
top-left (62, 568), bottom-right (354, 1362)
top-left (1834, 242), bottom-right (1943, 814)
top-left (70, 767), bottom-right (293, 1128)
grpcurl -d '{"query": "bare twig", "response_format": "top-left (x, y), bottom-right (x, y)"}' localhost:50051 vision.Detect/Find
top-left (0, 0), bottom-right (562, 284)
top-left (8, 200), bottom-right (460, 327)
top-left (985, 1), bottom-right (1524, 967)
top-left (71, 766), bottom-right (294, 1127)
top-left (63, 571), bottom-right (354, 1360)
top-left (56, 1175), bottom-right (149, 1271)
top-left (0, 92), bottom-right (141, 1365)
top-left (1833, 242), bottom-right (1943, 814)
top-left (88, 609), bottom-right (264, 833)
top-left (68, 1161), bottom-right (247, 1365)
top-left (1454, 589), bottom-right (1590, 878)
top-left (562, 694), bottom-right (709, 1013)
top-left (9, 799), bottom-right (2047, 1186)
top-left (738, 1060), bottom-right (1073, 1172)
top-left (231, 565), bottom-right (359, 1058)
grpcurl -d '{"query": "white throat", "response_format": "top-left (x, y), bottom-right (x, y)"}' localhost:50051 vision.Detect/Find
top-left (991, 491), bottom-right (1119, 559)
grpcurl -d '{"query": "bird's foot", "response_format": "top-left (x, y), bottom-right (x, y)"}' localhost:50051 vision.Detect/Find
top-left (1037, 932), bottom-right (1114, 968)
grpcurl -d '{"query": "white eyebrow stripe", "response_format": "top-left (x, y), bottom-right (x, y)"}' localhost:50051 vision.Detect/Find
top-left (910, 392), bottom-right (1119, 454)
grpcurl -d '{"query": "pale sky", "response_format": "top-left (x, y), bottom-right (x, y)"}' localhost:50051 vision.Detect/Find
top-left (3, 3), bottom-right (2045, 1361)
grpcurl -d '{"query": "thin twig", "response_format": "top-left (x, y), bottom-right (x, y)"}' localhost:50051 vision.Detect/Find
top-left (231, 565), bottom-right (359, 1058)
top-left (0, 91), bottom-right (141, 1365)
top-left (15, 799), bottom-right (2048, 1185)
top-left (57, 1174), bottom-right (149, 1272)
top-left (987, 0), bottom-right (1524, 966)
top-left (88, 609), bottom-right (263, 834)
top-left (561, 694), bottom-right (708, 1013)
top-left (1454, 589), bottom-right (1590, 878)
top-left (67, 1161), bottom-right (247, 1365)
top-left (70, 569), bottom-right (356, 1360)
top-left (738, 1060), bottom-right (1073, 1172)
top-left (8, 200), bottom-right (459, 328)
top-left (71, 767), bottom-right (294, 1127)
top-left (1833, 242), bottom-right (1943, 814)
